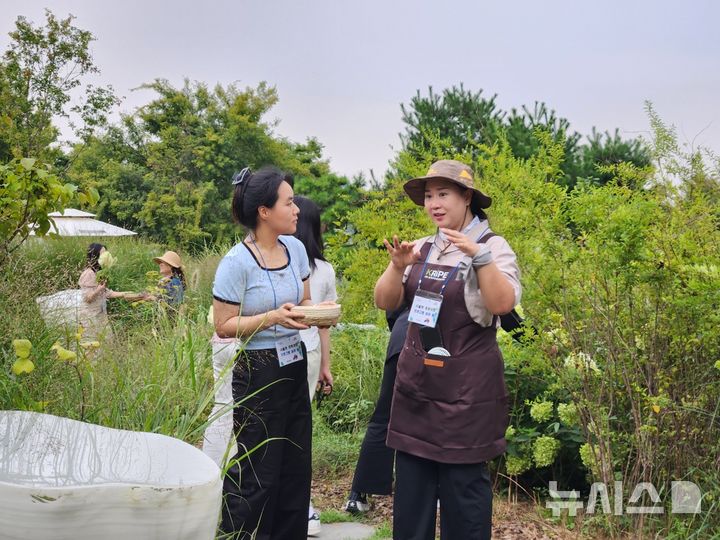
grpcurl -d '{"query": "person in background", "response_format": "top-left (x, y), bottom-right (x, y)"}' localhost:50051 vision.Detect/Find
top-left (78, 243), bottom-right (140, 339)
top-left (144, 250), bottom-right (186, 306)
top-left (292, 196), bottom-right (337, 537)
top-left (345, 305), bottom-right (408, 514)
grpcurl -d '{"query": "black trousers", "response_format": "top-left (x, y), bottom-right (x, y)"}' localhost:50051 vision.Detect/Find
top-left (394, 451), bottom-right (492, 540)
top-left (220, 348), bottom-right (311, 539)
top-left (350, 352), bottom-right (398, 495)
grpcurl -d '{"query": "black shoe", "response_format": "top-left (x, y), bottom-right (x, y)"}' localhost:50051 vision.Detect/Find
top-left (344, 491), bottom-right (370, 514)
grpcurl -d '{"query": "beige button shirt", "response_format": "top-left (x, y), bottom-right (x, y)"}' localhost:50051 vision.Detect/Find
top-left (402, 218), bottom-right (522, 328)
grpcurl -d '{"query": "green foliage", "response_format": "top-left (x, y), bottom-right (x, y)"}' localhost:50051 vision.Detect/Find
top-left (334, 107), bottom-right (720, 536)
top-left (0, 10), bottom-right (118, 162)
top-left (0, 157), bottom-right (98, 265)
top-left (527, 110), bottom-right (720, 534)
top-left (294, 172), bottom-right (366, 225)
top-left (0, 236), bottom-right (217, 441)
top-left (398, 84), bottom-right (651, 191)
top-left (579, 128), bottom-right (652, 188)
top-left (67, 79), bottom-right (339, 251)
top-left (400, 84), bottom-right (504, 156)
top-left (316, 326), bottom-right (388, 433)
top-left (311, 414), bottom-right (363, 478)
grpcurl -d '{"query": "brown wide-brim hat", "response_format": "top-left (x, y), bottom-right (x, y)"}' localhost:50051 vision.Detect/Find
top-left (403, 159), bottom-right (492, 211)
top-left (153, 250), bottom-right (183, 269)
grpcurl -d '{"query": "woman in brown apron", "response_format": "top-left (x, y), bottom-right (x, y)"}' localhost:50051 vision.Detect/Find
top-left (374, 160), bottom-right (522, 539)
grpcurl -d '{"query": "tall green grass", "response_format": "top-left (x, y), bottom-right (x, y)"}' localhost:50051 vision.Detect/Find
top-left (0, 236), bottom-right (388, 458)
top-left (0, 236), bottom-right (220, 442)
top-left (316, 325), bottom-right (388, 434)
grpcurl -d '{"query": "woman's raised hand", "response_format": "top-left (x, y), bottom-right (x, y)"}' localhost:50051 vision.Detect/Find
top-left (439, 228), bottom-right (480, 257)
top-left (272, 303), bottom-right (309, 330)
top-left (383, 235), bottom-right (421, 271)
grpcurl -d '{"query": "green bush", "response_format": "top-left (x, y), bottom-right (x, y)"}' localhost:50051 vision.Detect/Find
top-left (317, 325), bottom-right (389, 433)
top-left (0, 157), bottom-right (99, 266)
top-left (329, 109), bottom-right (720, 536)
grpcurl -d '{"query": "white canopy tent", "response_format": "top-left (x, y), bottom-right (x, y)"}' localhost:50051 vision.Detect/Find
top-left (33, 209), bottom-right (137, 237)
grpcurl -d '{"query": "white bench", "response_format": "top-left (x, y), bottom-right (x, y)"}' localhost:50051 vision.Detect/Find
top-left (0, 411), bottom-right (222, 540)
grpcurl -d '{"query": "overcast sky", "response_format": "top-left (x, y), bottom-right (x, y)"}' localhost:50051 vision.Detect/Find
top-left (2, 0), bottom-right (719, 179)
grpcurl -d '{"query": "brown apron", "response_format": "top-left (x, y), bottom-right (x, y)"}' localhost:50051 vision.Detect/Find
top-left (386, 234), bottom-right (509, 464)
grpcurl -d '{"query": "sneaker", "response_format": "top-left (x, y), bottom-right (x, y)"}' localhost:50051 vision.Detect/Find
top-left (344, 491), bottom-right (370, 514)
top-left (307, 511), bottom-right (321, 537)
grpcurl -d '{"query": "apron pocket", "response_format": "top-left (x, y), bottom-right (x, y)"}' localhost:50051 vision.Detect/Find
top-left (415, 352), bottom-right (470, 403)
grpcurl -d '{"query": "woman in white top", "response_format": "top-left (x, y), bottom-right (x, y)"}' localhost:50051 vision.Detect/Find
top-left (293, 197), bottom-right (337, 400)
top-left (78, 243), bottom-right (139, 339)
top-left (293, 196), bottom-right (337, 536)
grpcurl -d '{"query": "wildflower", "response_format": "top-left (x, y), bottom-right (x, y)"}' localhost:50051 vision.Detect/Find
top-left (533, 436), bottom-right (561, 468)
top-left (564, 351), bottom-right (600, 374)
top-left (98, 251), bottom-right (117, 269)
top-left (11, 339), bottom-right (34, 375)
top-left (13, 339), bottom-right (32, 359)
top-left (12, 358), bottom-right (35, 375)
top-left (54, 345), bottom-right (77, 363)
top-left (530, 401), bottom-right (554, 423)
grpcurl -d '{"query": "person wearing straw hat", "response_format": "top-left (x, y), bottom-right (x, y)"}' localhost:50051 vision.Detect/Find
top-left (145, 250), bottom-right (185, 306)
top-left (374, 159), bottom-right (522, 539)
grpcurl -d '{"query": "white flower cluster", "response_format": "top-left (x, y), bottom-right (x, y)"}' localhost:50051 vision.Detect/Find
top-left (564, 351), bottom-right (600, 374)
top-left (98, 251), bottom-right (117, 269)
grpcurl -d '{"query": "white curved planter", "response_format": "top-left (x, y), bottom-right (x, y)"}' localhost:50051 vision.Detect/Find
top-left (0, 411), bottom-right (222, 540)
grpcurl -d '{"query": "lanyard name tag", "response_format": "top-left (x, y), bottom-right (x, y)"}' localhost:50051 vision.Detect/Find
top-left (408, 290), bottom-right (443, 328)
top-left (276, 333), bottom-right (304, 367)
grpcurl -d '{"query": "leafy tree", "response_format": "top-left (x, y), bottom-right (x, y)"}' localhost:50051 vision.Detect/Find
top-left (0, 11), bottom-right (110, 264)
top-left (68, 80), bottom-right (334, 249)
top-left (397, 85), bottom-right (652, 191)
top-left (400, 84), bottom-right (504, 156)
top-left (504, 101), bottom-right (581, 186)
top-left (294, 172), bottom-right (366, 225)
top-left (0, 10), bottom-right (118, 163)
top-left (0, 157), bottom-right (98, 265)
top-left (576, 128), bottom-right (652, 189)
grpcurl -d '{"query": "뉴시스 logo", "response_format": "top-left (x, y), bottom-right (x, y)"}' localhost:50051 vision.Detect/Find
top-left (546, 481), bottom-right (702, 516)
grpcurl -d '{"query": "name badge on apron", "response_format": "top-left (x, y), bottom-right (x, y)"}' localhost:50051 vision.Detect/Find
top-left (408, 290), bottom-right (443, 328)
top-left (276, 333), bottom-right (304, 367)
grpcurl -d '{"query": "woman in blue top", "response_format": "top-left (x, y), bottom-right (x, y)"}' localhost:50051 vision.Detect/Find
top-left (147, 250), bottom-right (185, 306)
top-left (212, 166), bottom-right (320, 539)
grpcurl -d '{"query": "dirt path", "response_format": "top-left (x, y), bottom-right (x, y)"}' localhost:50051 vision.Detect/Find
top-left (312, 475), bottom-right (590, 539)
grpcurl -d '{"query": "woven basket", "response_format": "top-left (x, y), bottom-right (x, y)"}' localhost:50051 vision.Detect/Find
top-left (291, 304), bottom-right (341, 327)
